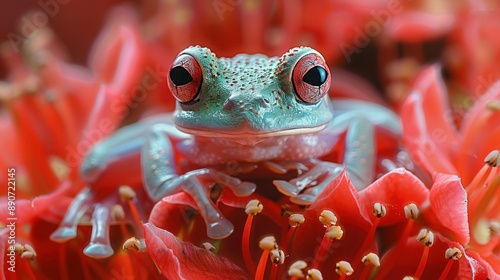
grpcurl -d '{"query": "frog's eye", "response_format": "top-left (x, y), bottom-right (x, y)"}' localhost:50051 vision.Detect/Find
top-left (292, 53), bottom-right (331, 104)
top-left (168, 54), bottom-right (202, 103)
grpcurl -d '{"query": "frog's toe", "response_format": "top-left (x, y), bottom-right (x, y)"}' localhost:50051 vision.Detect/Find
top-left (273, 180), bottom-right (298, 196)
top-left (83, 205), bottom-right (113, 258)
top-left (290, 194), bottom-right (316, 205)
top-left (231, 182), bottom-right (256, 197)
top-left (206, 217), bottom-right (234, 239)
top-left (50, 188), bottom-right (94, 242)
top-left (50, 226), bottom-right (78, 242)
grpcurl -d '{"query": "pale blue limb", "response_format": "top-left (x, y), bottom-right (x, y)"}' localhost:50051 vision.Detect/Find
top-left (50, 188), bottom-right (93, 242)
top-left (83, 204), bottom-right (114, 258)
top-left (142, 124), bottom-right (256, 239)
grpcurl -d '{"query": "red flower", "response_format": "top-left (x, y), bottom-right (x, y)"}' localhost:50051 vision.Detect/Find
top-left (144, 168), bottom-right (487, 279)
top-left (401, 64), bottom-right (500, 276)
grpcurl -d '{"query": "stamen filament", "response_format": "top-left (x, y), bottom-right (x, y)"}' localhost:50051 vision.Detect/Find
top-left (437, 259), bottom-right (454, 280)
top-left (269, 264), bottom-right (278, 280)
top-left (438, 247), bottom-right (462, 280)
top-left (128, 200), bottom-right (143, 227)
top-left (377, 204), bottom-right (418, 279)
top-left (414, 246), bottom-right (429, 278)
top-left (359, 264), bottom-right (372, 280)
top-left (243, 200), bottom-right (263, 275)
top-left (243, 215), bottom-right (256, 274)
top-left (255, 236), bottom-right (276, 280)
top-left (255, 250), bottom-right (270, 280)
top-left (312, 235), bottom-right (333, 269)
top-left (359, 253), bottom-right (379, 280)
top-left (414, 229), bottom-right (434, 279)
top-left (353, 203), bottom-right (385, 272)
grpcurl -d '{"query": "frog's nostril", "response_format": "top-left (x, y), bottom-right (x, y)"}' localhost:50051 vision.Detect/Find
top-left (223, 99), bottom-right (236, 110)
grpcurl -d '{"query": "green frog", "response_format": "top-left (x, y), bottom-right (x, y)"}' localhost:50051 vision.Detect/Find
top-left (51, 46), bottom-right (400, 258)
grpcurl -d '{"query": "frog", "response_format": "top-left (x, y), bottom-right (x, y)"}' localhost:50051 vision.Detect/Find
top-left (50, 46), bottom-right (401, 258)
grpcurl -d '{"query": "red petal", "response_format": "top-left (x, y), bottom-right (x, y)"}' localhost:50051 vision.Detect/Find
top-left (143, 223), bottom-right (250, 280)
top-left (426, 173), bottom-right (469, 244)
top-left (360, 168), bottom-right (429, 225)
top-left (457, 80), bottom-right (500, 183)
top-left (401, 65), bottom-right (459, 175)
top-left (461, 250), bottom-right (500, 280)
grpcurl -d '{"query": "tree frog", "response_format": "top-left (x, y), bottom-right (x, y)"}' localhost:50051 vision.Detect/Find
top-left (51, 46), bottom-right (400, 257)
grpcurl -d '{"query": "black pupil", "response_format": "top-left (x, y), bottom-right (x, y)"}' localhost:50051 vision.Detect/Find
top-left (303, 66), bottom-right (327, 86)
top-left (170, 66), bottom-right (193, 86)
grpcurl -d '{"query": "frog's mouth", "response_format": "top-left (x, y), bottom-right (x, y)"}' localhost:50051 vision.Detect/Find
top-left (175, 123), bottom-right (328, 139)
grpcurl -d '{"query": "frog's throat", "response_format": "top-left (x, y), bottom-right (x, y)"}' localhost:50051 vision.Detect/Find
top-left (175, 124), bottom-right (328, 138)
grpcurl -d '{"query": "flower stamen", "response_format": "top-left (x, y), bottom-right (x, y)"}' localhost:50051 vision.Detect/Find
top-left (359, 253), bottom-right (380, 280)
top-left (123, 237), bottom-right (146, 252)
top-left (288, 260), bottom-right (307, 280)
top-left (437, 247), bottom-right (462, 280)
top-left (243, 199), bottom-right (263, 274)
top-left (283, 213), bottom-right (305, 255)
top-left (336, 261), bottom-right (353, 280)
top-left (312, 224), bottom-right (343, 269)
top-left (269, 249), bottom-right (285, 280)
top-left (119, 185), bottom-right (143, 227)
top-left (414, 229), bottom-right (434, 279)
top-left (255, 236), bottom-right (277, 280)
top-left (467, 150), bottom-right (499, 194)
top-left (306, 268), bottom-right (323, 280)
top-left (353, 203), bottom-right (386, 272)
top-left (377, 204), bottom-right (418, 279)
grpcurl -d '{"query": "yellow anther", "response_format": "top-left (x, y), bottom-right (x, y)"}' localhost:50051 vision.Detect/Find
top-left (245, 199), bottom-right (263, 215)
top-left (288, 260), bottom-right (307, 278)
top-left (445, 247), bottom-right (463, 260)
top-left (362, 252), bottom-right (380, 267)
top-left (119, 185), bottom-right (136, 201)
top-left (269, 249), bottom-right (285, 264)
top-left (123, 237), bottom-right (141, 251)
top-left (201, 242), bottom-right (216, 252)
top-left (490, 220), bottom-right (500, 235)
top-left (20, 244), bottom-right (36, 260)
top-left (13, 243), bottom-right (24, 254)
top-left (319, 210), bottom-right (337, 227)
top-left (486, 100), bottom-right (500, 111)
top-left (484, 150), bottom-right (500, 167)
top-left (289, 213), bottom-right (305, 227)
top-left (111, 204), bottom-right (126, 221)
top-left (306, 268), bottom-right (323, 280)
top-left (417, 229), bottom-right (434, 247)
top-left (373, 203), bottom-right (387, 218)
top-left (259, 236), bottom-right (277, 250)
top-left (404, 203), bottom-right (419, 220)
top-left (335, 261), bottom-right (354, 276)
top-left (325, 225), bottom-right (344, 240)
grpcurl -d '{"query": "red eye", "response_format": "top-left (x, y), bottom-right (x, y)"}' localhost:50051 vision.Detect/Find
top-left (292, 53), bottom-right (331, 103)
top-left (168, 54), bottom-right (202, 103)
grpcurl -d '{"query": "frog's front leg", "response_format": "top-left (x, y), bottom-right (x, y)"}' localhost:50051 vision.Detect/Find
top-left (142, 124), bottom-right (256, 239)
top-left (274, 99), bottom-right (401, 205)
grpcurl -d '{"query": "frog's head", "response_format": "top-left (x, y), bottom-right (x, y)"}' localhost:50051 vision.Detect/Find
top-left (167, 46), bottom-right (333, 138)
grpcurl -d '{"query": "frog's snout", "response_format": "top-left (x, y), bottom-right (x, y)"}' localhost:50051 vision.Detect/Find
top-left (222, 94), bottom-right (269, 112)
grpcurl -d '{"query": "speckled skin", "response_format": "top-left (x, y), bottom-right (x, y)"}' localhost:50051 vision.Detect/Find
top-left (79, 46), bottom-right (401, 240)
